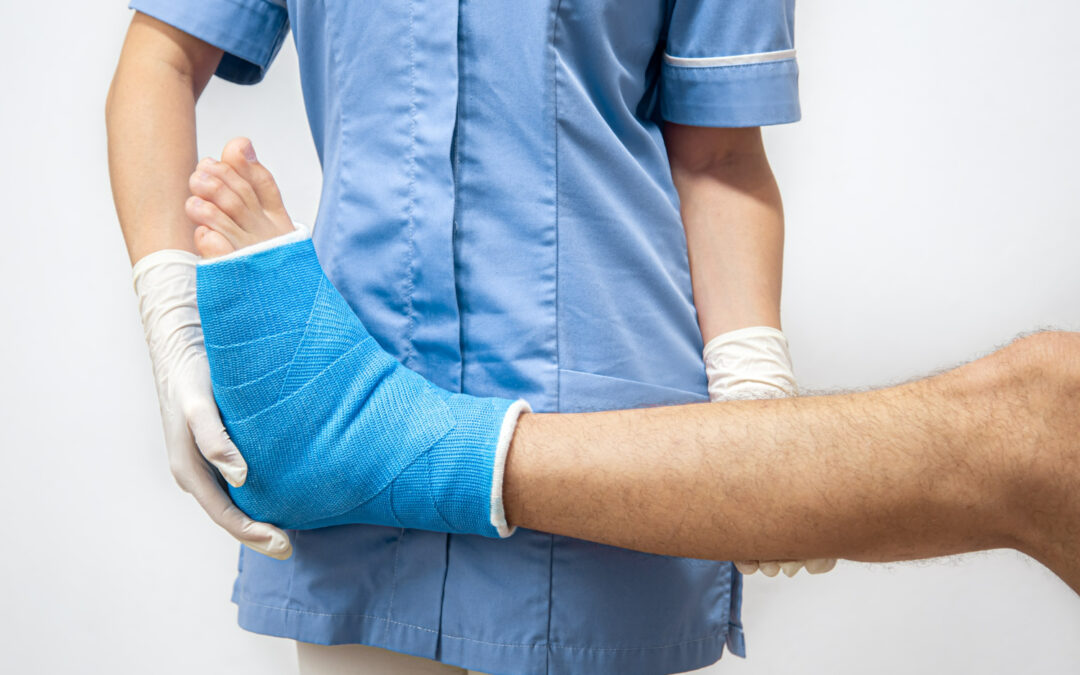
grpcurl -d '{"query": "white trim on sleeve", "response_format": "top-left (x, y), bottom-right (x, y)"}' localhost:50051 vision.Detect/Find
top-left (663, 48), bottom-right (796, 68)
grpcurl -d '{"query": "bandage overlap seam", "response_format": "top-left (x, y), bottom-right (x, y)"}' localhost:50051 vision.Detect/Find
top-left (275, 275), bottom-right (336, 402)
top-left (204, 326), bottom-right (305, 350)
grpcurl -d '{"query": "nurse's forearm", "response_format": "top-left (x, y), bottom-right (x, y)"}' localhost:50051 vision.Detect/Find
top-left (501, 333), bottom-right (1075, 577)
top-left (106, 12), bottom-right (224, 264)
top-left (665, 124), bottom-right (784, 339)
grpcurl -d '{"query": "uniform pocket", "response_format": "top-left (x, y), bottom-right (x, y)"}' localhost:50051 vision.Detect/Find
top-left (557, 367), bottom-right (707, 413)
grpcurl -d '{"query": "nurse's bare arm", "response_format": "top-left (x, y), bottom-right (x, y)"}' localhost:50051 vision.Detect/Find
top-left (106, 13), bottom-right (292, 558)
top-left (663, 123), bottom-right (783, 338)
top-left (106, 11), bottom-right (222, 263)
top-left (502, 330), bottom-right (1080, 595)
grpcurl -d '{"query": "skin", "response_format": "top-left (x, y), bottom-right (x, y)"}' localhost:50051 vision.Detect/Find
top-left (106, 12), bottom-right (219, 262)
top-left (110, 13), bottom-right (1080, 598)
top-left (665, 123), bottom-right (785, 338)
top-left (183, 131), bottom-right (1080, 599)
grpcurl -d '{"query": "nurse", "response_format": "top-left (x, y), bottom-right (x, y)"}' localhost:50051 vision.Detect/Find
top-left (107, 1), bottom-right (823, 673)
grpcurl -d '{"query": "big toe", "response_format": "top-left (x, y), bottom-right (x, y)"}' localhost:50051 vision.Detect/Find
top-left (220, 137), bottom-right (289, 219)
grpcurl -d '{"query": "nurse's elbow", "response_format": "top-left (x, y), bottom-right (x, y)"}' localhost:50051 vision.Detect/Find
top-left (111, 11), bottom-right (224, 103)
top-left (664, 124), bottom-right (768, 180)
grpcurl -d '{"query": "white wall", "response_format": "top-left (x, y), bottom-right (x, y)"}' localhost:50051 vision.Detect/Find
top-left (2, 1), bottom-right (1078, 673)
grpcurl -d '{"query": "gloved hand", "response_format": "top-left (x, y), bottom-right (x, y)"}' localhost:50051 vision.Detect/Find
top-left (704, 326), bottom-right (837, 577)
top-left (132, 249), bottom-right (292, 559)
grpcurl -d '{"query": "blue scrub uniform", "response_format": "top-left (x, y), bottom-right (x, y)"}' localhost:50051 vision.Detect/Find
top-left (129, 1), bottom-right (800, 673)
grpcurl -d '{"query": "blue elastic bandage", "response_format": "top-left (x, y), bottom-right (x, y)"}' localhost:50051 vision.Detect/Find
top-left (196, 237), bottom-right (526, 538)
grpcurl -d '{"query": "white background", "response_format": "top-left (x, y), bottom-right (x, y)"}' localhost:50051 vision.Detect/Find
top-left (2, 1), bottom-right (1078, 673)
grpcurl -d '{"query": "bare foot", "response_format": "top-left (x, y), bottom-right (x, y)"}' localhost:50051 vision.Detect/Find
top-left (186, 137), bottom-right (295, 258)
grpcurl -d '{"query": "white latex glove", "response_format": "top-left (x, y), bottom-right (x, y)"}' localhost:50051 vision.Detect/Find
top-left (132, 249), bottom-right (292, 559)
top-left (704, 326), bottom-right (837, 578)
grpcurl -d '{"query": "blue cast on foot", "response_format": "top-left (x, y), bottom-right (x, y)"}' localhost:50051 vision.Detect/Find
top-left (196, 233), bottom-right (529, 538)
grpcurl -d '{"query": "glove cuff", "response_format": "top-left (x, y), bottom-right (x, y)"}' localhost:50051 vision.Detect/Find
top-left (131, 249), bottom-right (199, 295)
top-left (704, 325), bottom-right (798, 400)
top-left (131, 248), bottom-right (202, 354)
top-left (702, 325), bottom-right (787, 356)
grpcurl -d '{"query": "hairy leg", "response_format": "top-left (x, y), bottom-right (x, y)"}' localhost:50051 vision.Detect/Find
top-left (503, 331), bottom-right (1080, 594)
top-left (185, 137), bottom-right (1080, 594)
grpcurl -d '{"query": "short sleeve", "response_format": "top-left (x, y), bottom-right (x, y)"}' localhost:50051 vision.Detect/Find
top-left (661, 0), bottom-right (800, 127)
top-left (129, 0), bottom-right (290, 85)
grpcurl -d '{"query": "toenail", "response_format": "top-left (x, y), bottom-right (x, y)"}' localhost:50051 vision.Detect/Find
top-left (242, 142), bottom-right (257, 162)
top-left (197, 171), bottom-right (212, 181)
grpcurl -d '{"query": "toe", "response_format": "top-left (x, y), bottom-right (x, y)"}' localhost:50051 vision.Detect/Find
top-left (196, 156), bottom-right (260, 212)
top-left (194, 225), bottom-right (235, 259)
top-left (186, 195), bottom-right (244, 249)
top-left (220, 137), bottom-right (291, 224)
top-left (189, 165), bottom-right (250, 226)
top-left (194, 158), bottom-right (283, 244)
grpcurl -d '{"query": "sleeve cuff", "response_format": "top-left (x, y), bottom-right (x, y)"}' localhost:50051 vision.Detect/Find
top-left (660, 51), bottom-right (801, 127)
top-left (128, 0), bottom-right (289, 85)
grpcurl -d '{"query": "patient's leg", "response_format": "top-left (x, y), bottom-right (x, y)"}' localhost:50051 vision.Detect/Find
top-left (503, 331), bottom-right (1080, 594)
top-left (187, 137), bottom-right (1080, 595)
